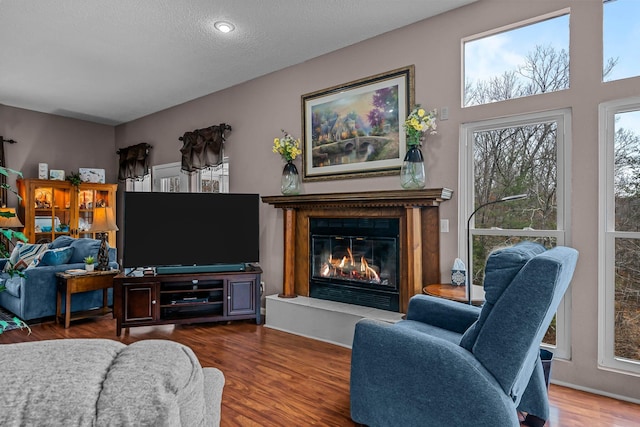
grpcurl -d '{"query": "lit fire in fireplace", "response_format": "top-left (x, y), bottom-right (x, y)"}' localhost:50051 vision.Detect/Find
top-left (320, 248), bottom-right (381, 283)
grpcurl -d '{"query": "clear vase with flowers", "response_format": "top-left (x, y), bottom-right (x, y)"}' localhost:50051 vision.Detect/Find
top-left (273, 129), bottom-right (303, 195)
top-left (401, 105), bottom-right (437, 189)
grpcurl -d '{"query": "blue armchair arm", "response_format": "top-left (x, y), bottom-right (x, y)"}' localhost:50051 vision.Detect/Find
top-left (350, 318), bottom-right (519, 427)
top-left (405, 294), bottom-right (481, 334)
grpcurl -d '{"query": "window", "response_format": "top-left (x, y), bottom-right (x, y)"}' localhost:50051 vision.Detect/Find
top-left (151, 162), bottom-right (188, 193)
top-left (124, 175), bottom-right (150, 192)
top-left (460, 109), bottom-right (571, 356)
top-left (463, 11), bottom-right (569, 107)
top-left (603, 0), bottom-right (640, 82)
top-left (599, 97), bottom-right (640, 374)
top-left (195, 157), bottom-right (229, 193)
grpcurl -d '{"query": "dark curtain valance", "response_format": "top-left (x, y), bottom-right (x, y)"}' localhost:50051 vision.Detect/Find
top-left (179, 123), bottom-right (231, 173)
top-left (117, 143), bottom-right (151, 181)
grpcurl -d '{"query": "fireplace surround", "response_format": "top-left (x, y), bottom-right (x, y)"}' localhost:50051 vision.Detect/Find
top-left (262, 188), bottom-right (452, 313)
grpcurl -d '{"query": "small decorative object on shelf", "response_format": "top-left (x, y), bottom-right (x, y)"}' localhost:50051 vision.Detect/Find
top-left (84, 256), bottom-right (95, 272)
top-left (400, 105), bottom-right (437, 189)
top-left (273, 129), bottom-right (302, 195)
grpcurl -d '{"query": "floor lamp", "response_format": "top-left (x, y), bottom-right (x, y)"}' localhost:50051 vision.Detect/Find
top-left (466, 193), bottom-right (529, 304)
top-left (89, 206), bottom-right (118, 271)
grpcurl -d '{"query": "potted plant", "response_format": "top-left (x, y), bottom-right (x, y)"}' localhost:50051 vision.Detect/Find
top-left (84, 256), bottom-right (95, 272)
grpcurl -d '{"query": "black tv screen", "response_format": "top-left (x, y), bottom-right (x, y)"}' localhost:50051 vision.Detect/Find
top-left (123, 192), bottom-right (260, 268)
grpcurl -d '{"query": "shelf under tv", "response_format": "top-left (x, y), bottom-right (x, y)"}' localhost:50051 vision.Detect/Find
top-left (156, 263), bottom-right (246, 275)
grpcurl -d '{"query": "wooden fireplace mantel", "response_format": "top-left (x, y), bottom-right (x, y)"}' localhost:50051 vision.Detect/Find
top-left (262, 188), bottom-right (453, 313)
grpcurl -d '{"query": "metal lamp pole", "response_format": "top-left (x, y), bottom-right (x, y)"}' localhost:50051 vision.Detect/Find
top-left (466, 193), bottom-right (529, 304)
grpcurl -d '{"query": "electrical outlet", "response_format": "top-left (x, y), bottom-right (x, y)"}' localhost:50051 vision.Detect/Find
top-left (440, 219), bottom-right (449, 233)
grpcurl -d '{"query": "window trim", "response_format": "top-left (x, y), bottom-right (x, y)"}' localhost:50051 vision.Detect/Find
top-left (459, 108), bottom-right (572, 359)
top-left (598, 96), bottom-right (640, 375)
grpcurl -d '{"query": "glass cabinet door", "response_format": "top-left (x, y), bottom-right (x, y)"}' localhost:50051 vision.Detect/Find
top-left (75, 184), bottom-right (116, 245)
top-left (33, 184), bottom-right (72, 244)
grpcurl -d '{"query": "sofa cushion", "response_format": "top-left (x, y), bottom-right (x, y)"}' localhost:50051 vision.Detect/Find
top-left (3, 242), bottom-right (49, 271)
top-left (31, 246), bottom-right (74, 267)
top-left (69, 238), bottom-right (101, 264)
top-left (49, 236), bottom-right (75, 249)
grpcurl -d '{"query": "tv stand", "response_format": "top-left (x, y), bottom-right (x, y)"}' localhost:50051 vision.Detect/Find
top-left (113, 265), bottom-right (262, 336)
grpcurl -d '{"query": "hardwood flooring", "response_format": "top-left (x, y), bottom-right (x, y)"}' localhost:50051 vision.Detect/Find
top-left (1, 315), bottom-right (639, 426)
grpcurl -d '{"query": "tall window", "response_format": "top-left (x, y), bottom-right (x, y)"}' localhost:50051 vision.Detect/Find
top-left (463, 11), bottom-right (569, 107)
top-left (599, 97), bottom-right (640, 374)
top-left (460, 109), bottom-right (571, 355)
top-left (603, 0), bottom-right (640, 82)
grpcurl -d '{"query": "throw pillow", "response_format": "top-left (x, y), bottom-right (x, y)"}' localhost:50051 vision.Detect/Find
top-left (3, 242), bottom-right (49, 272)
top-left (49, 236), bottom-right (75, 249)
top-left (69, 238), bottom-right (101, 264)
top-left (31, 246), bottom-right (74, 267)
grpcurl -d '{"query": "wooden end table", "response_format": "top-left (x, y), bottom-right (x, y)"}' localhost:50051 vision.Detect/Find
top-left (423, 283), bottom-right (484, 306)
top-left (56, 269), bottom-right (120, 328)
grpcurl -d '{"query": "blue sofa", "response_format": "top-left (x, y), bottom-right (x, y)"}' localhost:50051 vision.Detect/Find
top-left (0, 236), bottom-right (118, 321)
top-left (350, 242), bottom-right (579, 427)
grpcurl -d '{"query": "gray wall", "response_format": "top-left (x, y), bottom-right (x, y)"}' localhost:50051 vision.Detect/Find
top-left (0, 103), bottom-right (117, 207)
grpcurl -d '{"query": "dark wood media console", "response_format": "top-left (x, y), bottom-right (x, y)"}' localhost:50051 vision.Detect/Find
top-left (113, 266), bottom-right (262, 336)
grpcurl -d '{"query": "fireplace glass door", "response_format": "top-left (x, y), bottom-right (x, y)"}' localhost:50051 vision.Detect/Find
top-left (309, 218), bottom-right (400, 311)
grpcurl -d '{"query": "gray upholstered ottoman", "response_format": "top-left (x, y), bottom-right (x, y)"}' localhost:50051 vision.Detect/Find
top-left (0, 338), bottom-right (224, 426)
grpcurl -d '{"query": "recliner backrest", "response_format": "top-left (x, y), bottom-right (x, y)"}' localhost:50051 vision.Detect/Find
top-left (460, 244), bottom-right (578, 403)
top-left (460, 242), bottom-right (546, 351)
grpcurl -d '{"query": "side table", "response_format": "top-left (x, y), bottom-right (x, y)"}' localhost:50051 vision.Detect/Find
top-left (56, 269), bottom-right (120, 328)
top-left (423, 283), bottom-right (484, 306)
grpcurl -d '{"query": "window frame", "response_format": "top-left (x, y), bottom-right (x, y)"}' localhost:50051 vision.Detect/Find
top-left (461, 8), bottom-right (570, 108)
top-left (598, 96), bottom-right (640, 375)
top-left (459, 108), bottom-right (572, 359)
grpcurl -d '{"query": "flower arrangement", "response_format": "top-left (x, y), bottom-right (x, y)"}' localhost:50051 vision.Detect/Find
top-left (272, 129), bottom-right (302, 162)
top-left (404, 105), bottom-right (438, 147)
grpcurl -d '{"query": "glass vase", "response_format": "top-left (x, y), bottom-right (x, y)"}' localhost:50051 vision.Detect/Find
top-left (281, 161), bottom-right (300, 195)
top-left (400, 146), bottom-right (426, 189)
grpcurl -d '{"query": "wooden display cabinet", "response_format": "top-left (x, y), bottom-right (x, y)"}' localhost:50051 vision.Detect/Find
top-left (17, 179), bottom-right (117, 246)
top-left (113, 266), bottom-right (262, 336)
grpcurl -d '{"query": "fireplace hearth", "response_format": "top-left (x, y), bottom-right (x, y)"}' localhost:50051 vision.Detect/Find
top-left (262, 188), bottom-right (452, 313)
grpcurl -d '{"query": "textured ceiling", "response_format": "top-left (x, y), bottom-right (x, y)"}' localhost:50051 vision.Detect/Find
top-left (0, 0), bottom-right (476, 125)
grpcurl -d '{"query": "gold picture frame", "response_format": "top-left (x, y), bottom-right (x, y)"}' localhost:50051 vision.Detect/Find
top-left (301, 65), bottom-right (414, 181)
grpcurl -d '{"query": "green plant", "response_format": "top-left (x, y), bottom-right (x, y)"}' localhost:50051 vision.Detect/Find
top-left (84, 256), bottom-right (95, 265)
top-left (0, 166), bottom-right (30, 334)
top-left (66, 171), bottom-right (82, 189)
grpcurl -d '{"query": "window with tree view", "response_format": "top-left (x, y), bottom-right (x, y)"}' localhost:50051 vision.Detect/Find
top-left (600, 100), bottom-right (640, 370)
top-left (463, 12), bottom-right (569, 107)
top-left (464, 111), bottom-right (568, 346)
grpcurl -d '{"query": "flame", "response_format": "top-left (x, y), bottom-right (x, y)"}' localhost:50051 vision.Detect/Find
top-left (360, 256), bottom-right (380, 282)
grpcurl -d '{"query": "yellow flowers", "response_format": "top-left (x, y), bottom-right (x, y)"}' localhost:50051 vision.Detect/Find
top-left (404, 104), bottom-right (438, 147)
top-left (273, 129), bottom-right (302, 162)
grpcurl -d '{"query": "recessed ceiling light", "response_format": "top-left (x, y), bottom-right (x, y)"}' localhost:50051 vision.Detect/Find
top-left (214, 21), bottom-right (235, 33)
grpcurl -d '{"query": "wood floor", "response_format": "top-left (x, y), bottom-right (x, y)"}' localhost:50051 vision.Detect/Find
top-left (1, 315), bottom-right (639, 426)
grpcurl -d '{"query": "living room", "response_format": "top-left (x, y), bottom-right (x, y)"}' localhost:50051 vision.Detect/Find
top-left (1, 0), bottom-right (639, 425)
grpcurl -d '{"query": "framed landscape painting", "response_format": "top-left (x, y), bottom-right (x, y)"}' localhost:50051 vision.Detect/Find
top-left (301, 65), bottom-right (414, 181)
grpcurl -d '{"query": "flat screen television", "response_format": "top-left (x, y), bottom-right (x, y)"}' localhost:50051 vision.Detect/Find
top-left (123, 192), bottom-right (260, 269)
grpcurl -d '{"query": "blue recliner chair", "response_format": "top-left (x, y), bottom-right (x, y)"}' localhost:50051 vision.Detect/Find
top-left (350, 242), bottom-right (578, 427)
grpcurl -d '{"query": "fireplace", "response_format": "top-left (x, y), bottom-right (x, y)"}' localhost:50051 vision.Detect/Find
top-left (309, 217), bottom-right (400, 311)
top-left (262, 188), bottom-right (452, 313)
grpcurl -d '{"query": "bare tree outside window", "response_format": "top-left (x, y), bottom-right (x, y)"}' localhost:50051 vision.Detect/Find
top-left (613, 111), bottom-right (640, 361)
